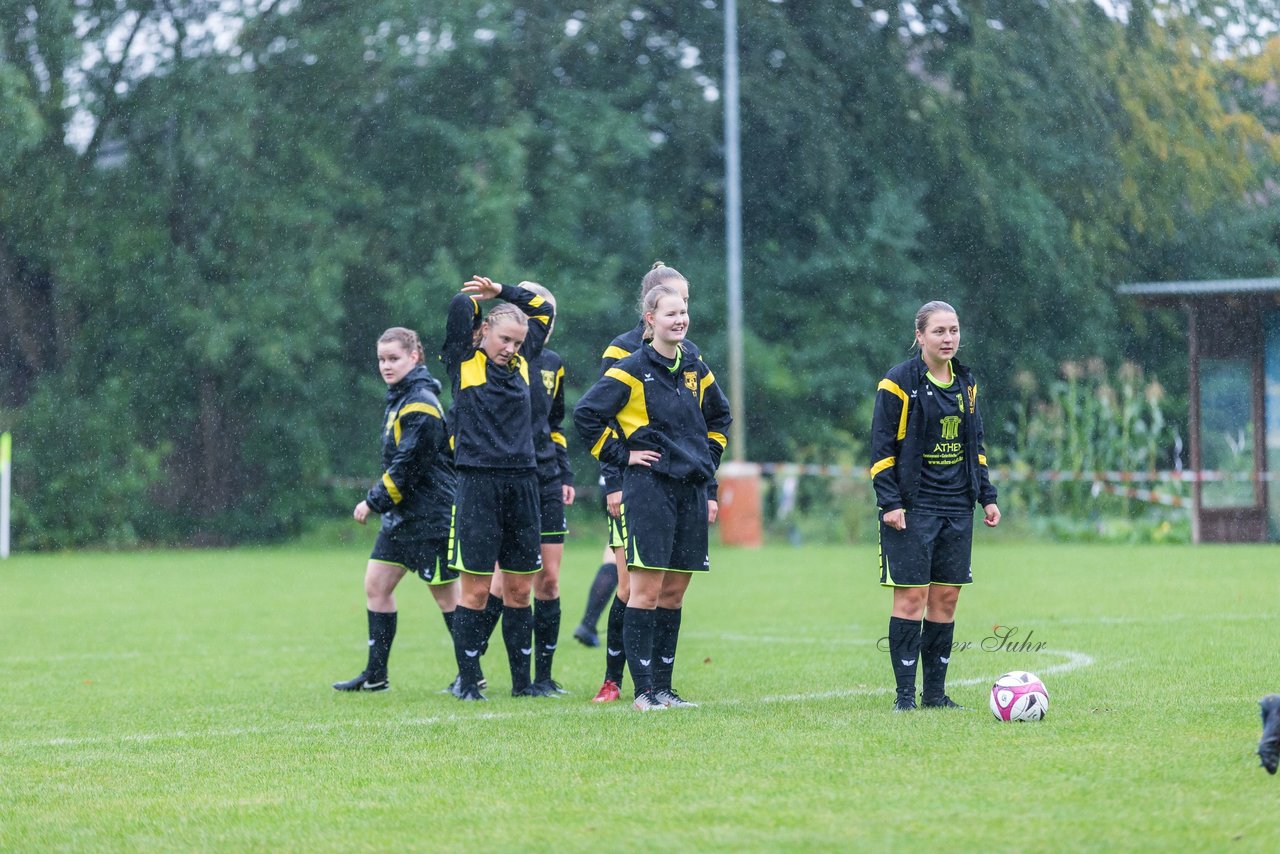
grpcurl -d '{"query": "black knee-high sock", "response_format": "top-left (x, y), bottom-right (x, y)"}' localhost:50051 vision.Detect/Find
top-left (623, 606), bottom-right (657, 697)
top-left (451, 605), bottom-right (485, 688)
top-left (534, 597), bottom-right (560, 683)
top-left (920, 619), bottom-right (955, 701)
top-left (503, 605), bottom-right (534, 693)
top-left (888, 616), bottom-right (922, 696)
top-left (581, 562), bottom-right (618, 629)
top-left (478, 593), bottom-right (503, 654)
top-left (441, 609), bottom-right (455, 636)
top-left (604, 594), bottom-right (627, 684)
top-left (652, 607), bottom-right (682, 693)
top-left (365, 610), bottom-right (397, 679)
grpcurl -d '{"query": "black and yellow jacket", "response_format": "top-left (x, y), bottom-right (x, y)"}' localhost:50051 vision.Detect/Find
top-left (574, 342), bottom-right (731, 485)
top-left (596, 324), bottom-right (711, 496)
top-left (364, 365), bottom-right (455, 534)
top-left (530, 347), bottom-right (574, 488)
top-left (441, 284), bottom-right (554, 471)
top-left (869, 355), bottom-right (997, 513)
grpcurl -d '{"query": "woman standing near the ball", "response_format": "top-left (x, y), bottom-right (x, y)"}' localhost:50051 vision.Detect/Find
top-left (870, 300), bottom-right (999, 711)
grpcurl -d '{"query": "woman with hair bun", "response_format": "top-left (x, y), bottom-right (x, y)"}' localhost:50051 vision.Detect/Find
top-left (869, 301), bottom-right (1000, 712)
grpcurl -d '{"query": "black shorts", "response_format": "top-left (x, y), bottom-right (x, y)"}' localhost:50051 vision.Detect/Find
top-left (878, 511), bottom-right (973, 587)
top-left (449, 469), bottom-right (543, 575)
top-left (600, 483), bottom-right (625, 550)
top-left (371, 526), bottom-right (459, 586)
top-left (539, 478), bottom-right (568, 544)
top-left (621, 469), bottom-right (709, 573)
top-left (606, 510), bottom-right (626, 550)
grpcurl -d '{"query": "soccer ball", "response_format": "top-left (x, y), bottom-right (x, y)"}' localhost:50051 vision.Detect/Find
top-left (989, 671), bottom-right (1049, 721)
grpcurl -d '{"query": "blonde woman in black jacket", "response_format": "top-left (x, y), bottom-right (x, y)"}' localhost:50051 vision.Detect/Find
top-left (575, 283), bottom-right (731, 711)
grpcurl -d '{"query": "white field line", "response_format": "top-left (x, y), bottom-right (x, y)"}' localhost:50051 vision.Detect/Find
top-left (3, 650), bottom-right (1097, 752)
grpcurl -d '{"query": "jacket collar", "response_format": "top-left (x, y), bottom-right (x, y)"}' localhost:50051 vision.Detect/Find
top-left (912, 354), bottom-right (972, 384)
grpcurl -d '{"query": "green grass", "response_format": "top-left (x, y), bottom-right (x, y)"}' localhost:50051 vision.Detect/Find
top-left (2, 536), bottom-right (1278, 852)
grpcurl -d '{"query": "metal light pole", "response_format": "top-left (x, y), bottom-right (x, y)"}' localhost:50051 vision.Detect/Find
top-left (724, 0), bottom-right (745, 461)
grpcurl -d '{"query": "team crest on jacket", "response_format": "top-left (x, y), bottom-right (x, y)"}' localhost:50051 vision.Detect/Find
top-left (967, 384), bottom-right (977, 414)
top-left (683, 370), bottom-right (698, 392)
top-left (541, 369), bottom-right (556, 396)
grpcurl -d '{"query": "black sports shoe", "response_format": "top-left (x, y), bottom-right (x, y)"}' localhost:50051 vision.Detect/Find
top-left (573, 624), bottom-right (600, 647)
top-left (893, 690), bottom-right (916, 712)
top-left (456, 684), bottom-right (488, 701)
top-left (921, 694), bottom-right (967, 710)
top-left (440, 675), bottom-right (463, 698)
top-left (332, 671), bottom-right (389, 692)
top-left (532, 678), bottom-right (569, 695)
top-left (513, 682), bottom-right (560, 698)
top-left (1259, 694), bottom-right (1280, 775)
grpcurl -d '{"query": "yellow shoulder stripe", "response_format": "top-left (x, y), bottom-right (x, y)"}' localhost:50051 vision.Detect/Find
top-left (604, 367), bottom-right (649, 439)
top-left (602, 345), bottom-right (630, 361)
top-left (699, 371), bottom-right (715, 404)
top-left (393, 402), bottom-right (441, 445)
top-left (877, 378), bottom-right (910, 440)
top-left (460, 351), bottom-right (487, 390)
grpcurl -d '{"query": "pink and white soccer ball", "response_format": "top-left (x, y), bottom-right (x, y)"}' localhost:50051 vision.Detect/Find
top-left (989, 671), bottom-right (1049, 721)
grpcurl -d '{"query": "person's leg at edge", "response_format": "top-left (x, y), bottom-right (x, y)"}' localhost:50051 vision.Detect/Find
top-left (652, 571), bottom-right (693, 706)
top-left (575, 544), bottom-right (617, 646)
top-left (624, 567), bottom-right (664, 709)
top-left (451, 572), bottom-right (493, 698)
top-left (533, 542), bottom-right (564, 690)
top-left (501, 570), bottom-right (536, 695)
top-left (921, 583), bottom-right (960, 706)
top-left (889, 586), bottom-right (927, 711)
top-left (334, 561), bottom-right (405, 691)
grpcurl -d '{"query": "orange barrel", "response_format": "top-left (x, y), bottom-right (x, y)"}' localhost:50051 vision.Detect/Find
top-left (716, 461), bottom-right (764, 547)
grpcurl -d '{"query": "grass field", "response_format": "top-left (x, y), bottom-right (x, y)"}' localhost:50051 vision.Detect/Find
top-left (2, 535), bottom-right (1278, 852)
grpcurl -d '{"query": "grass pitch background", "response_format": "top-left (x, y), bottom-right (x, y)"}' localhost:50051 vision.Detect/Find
top-left (2, 535), bottom-right (1278, 851)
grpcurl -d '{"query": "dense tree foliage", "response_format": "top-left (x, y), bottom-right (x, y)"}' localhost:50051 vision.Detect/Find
top-left (1, 0), bottom-right (1276, 547)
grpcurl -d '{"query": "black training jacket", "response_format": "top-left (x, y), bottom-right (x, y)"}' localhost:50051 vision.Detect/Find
top-left (596, 323), bottom-right (713, 497)
top-left (440, 284), bottom-right (554, 471)
top-left (364, 365), bottom-right (455, 534)
top-left (575, 341), bottom-right (731, 485)
top-left (869, 355), bottom-right (997, 514)
top-left (530, 347), bottom-right (574, 487)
